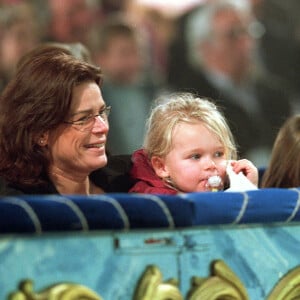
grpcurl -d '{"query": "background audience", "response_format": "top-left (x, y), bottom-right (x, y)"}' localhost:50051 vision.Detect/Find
top-left (0, 0), bottom-right (299, 171)
top-left (252, 0), bottom-right (300, 113)
top-left (91, 14), bottom-right (161, 155)
top-left (0, 1), bottom-right (40, 91)
top-left (166, 0), bottom-right (292, 166)
top-left (43, 0), bottom-right (100, 45)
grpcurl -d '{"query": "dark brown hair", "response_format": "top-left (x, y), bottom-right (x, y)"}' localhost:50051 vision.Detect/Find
top-left (261, 114), bottom-right (300, 188)
top-left (0, 44), bottom-right (102, 186)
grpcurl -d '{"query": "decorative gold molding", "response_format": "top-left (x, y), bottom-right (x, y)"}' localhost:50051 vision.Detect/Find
top-left (187, 260), bottom-right (249, 300)
top-left (133, 261), bottom-right (249, 299)
top-left (7, 262), bottom-right (300, 300)
top-left (133, 264), bottom-right (183, 300)
top-left (8, 279), bottom-right (102, 300)
top-left (267, 265), bottom-right (300, 300)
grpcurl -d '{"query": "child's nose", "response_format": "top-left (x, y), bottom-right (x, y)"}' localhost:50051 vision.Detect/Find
top-left (203, 157), bottom-right (217, 170)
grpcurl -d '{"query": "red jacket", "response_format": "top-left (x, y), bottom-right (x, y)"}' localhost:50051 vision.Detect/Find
top-left (129, 149), bottom-right (177, 195)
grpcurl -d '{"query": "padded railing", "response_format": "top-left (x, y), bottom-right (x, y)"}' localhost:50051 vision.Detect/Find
top-left (1, 188), bottom-right (300, 234)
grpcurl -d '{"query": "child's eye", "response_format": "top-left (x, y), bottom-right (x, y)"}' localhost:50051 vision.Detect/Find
top-left (191, 154), bottom-right (201, 160)
top-left (214, 151), bottom-right (224, 158)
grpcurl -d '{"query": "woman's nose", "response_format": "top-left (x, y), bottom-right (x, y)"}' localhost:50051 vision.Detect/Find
top-left (91, 116), bottom-right (109, 133)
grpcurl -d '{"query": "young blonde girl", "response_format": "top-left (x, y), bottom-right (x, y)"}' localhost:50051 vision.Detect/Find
top-left (129, 92), bottom-right (258, 194)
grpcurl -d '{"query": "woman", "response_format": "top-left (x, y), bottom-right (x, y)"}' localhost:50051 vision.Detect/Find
top-left (0, 44), bottom-right (132, 195)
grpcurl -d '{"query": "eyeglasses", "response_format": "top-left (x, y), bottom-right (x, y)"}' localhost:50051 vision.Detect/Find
top-left (64, 106), bottom-right (111, 131)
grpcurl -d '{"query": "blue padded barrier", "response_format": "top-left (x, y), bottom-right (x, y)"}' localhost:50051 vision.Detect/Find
top-left (0, 188), bottom-right (300, 234)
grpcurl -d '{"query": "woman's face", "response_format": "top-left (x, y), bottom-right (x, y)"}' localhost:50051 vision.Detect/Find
top-left (46, 81), bottom-right (109, 177)
top-left (153, 121), bottom-right (228, 192)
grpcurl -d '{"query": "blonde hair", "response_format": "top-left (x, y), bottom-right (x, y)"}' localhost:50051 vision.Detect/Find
top-left (262, 114), bottom-right (300, 188)
top-left (144, 92), bottom-right (237, 160)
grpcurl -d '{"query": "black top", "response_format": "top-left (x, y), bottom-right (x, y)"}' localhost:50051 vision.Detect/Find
top-left (0, 155), bottom-right (134, 195)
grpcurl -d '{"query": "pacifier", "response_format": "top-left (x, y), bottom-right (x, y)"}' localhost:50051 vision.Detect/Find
top-left (206, 175), bottom-right (223, 192)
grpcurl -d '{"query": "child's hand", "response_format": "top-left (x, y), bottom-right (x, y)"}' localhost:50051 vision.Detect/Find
top-left (230, 159), bottom-right (258, 186)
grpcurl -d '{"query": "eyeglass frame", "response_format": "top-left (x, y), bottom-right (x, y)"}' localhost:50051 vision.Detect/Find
top-left (63, 105), bottom-right (111, 131)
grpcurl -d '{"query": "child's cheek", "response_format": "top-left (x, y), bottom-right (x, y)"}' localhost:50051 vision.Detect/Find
top-left (217, 159), bottom-right (228, 176)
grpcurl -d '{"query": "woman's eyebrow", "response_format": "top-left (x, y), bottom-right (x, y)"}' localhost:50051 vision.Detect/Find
top-left (70, 105), bottom-right (106, 116)
top-left (69, 109), bottom-right (92, 117)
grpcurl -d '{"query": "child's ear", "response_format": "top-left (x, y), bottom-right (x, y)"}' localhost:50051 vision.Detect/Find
top-left (151, 156), bottom-right (170, 178)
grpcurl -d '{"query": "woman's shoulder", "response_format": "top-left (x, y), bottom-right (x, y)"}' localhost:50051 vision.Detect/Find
top-left (0, 176), bottom-right (58, 196)
top-left (0, 177), bottom-right (23, 195)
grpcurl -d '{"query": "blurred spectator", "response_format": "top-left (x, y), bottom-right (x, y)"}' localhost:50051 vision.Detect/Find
top-left (44, 0), bottom-right (101, 45)
top-left (166, 0), bottom-right (292, 166)
top-left (251, 0), bottom-right (300, 113)
top-left (50, 42), bottom-right (92, 63)
top-left (127, 4), bottom-right (177, 83)
top-left (0, 1), bottom-right (41, 92)
top-left (100, 0), bottom-right (129, 16)
top-left (91, 14), bottom-right (161, 155)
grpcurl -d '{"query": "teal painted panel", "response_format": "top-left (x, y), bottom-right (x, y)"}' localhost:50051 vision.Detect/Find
top-left (0, 231), bottom-right (182, 299)
top-left (1, 223), bottom-right (300, 299)
top-left (179, 223), bottom-right (300, 298)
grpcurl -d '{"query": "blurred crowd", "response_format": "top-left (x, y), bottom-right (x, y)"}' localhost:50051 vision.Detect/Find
top-left (0, 0), bottom-right (299, 166)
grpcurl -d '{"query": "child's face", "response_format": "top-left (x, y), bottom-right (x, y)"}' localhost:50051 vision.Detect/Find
top-left (153, 122), bottom-right (228, 192)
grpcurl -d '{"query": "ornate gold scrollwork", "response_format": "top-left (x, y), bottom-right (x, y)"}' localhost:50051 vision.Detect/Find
top-left (187, 259), bottom-right (249, 300)
top-left (267, 265), bottom-right (300, 300)
top-left (133, 261), bottom-right (248, 300)
top-left (8, 262), bottom-right (300, 300)
top-left (133, 264), bottom-right (183, 300)
top-left (8, 279), bottom-right (103, 300)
